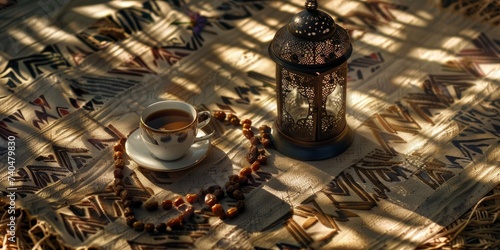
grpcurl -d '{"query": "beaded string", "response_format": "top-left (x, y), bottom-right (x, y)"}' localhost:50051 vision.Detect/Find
top-left (111, 111), bottom-right (273, 233)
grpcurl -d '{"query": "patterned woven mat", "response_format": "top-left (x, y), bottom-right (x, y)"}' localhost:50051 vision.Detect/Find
top-left (0, 0), bottom-right (499, 249)
top-left (418, 184), bottom-right (500, 249)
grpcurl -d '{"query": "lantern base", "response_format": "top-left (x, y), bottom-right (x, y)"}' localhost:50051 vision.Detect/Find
top-left (271, 123), bottom-right (353, 161)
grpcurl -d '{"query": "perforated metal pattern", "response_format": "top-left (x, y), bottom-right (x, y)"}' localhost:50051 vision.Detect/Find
top-left (276, 64), bottom-right (348, 142)
top-left (270, 0), bottom-right (352, 148)
top-left (270, 23), bottom-right (350, 67)
top-left (319, 64), bottom-right (347, 140)
top-left (279, 68), bottom-right (316, 141)
top-left (287, 9), bottom-right (335, 39)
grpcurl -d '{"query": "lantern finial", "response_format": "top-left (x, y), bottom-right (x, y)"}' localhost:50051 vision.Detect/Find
top-left (305, 0), bottom-right (318, 10)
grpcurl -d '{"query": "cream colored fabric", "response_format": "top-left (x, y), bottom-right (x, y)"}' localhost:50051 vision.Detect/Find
top-left (0, 0), bottom-right (499, 249)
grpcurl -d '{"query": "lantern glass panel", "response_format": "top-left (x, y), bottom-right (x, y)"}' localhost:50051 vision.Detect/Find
top-left (320, 63), bottom-right (347, 140)
top-left (280, 68), bottom-right (316, 141)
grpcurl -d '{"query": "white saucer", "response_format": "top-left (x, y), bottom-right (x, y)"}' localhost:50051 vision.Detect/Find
top-left (125, 129), bottom-right (211, 172)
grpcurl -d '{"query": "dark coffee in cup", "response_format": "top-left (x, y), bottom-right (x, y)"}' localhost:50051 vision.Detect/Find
top-left (139, 100), bottom-right (212, 161)
top-left (145, 109), bottom-right (193, 130)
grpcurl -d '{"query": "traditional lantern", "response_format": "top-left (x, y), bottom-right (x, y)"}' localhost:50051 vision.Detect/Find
top-left (268, 0), bottom-right (353, 160)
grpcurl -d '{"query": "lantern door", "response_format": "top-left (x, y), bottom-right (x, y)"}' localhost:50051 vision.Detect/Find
top-left (318, 62), bottom-right (348, 141)
top-left (276, 66), bottom-right (317, 142)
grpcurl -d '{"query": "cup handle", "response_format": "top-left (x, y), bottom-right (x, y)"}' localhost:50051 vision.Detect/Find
top-left (197, 111), bottom-right (211, 129)
top-left (194, 111), bottom-right (212, 142)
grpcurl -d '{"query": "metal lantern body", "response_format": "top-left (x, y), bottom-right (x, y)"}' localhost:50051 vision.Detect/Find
top-left (269, 0), bottom-right (353, 160)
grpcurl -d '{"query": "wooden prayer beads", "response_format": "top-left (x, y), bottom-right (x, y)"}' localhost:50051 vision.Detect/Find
top-left (111, 111), bottom-right (273, 235)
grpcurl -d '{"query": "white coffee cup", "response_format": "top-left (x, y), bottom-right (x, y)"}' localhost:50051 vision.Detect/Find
top-left (139, 100), bottom-right (212, 161)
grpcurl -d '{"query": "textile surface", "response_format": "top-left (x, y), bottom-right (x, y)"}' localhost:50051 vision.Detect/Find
top-left (0, 0), bottom-right (499, 249)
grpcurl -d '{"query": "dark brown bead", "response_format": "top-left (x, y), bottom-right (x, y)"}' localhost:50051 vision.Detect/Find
top-left (246, 145), bottom-right (258, 164)
top-left (226, 185), bottom-right (237, 198)
top-left (132, 199), bottom-right (143, 208)
top-left (226, 182), bottom-right (240, 193)
top-left (198, 188), bottom-right (207, 197)
top-left (126, 216), bottom-right (136, 227)
top-left (257, 154), bottom-right (267, 165)
top-left (244, 131), bottom-right (254, 140)
top-left (144, 223), bottom-right (155, 233)
top-left (238, 175), bottom-right (248, 185)
top-left (228, 175), bottom-right (239, 183)
top-left (261, 132), bottom-right (271, 139)
top-left (225, 181), bottom-right (237, 189)
top-left (241, 119), bottom-right (252, 126)
top-left (114, 178), bottom-right (123, 186)
top-left (113, 185), bottom-right (124, 196)
top-left (113, 143), bottom-right (124, 152)
top-left (242, 127), bottom-right (251, 136)
top-left (262, 138), bottom-right (272, 148)
top-left (114, 151), bottom-right (123, 160)
top-left (213, 111), bottom-right (226, 121)
top-left (133, 221), bottom-right (144, 231)
top-left (119, 138), bottom-right (127, 146)
top-left (113, 168), bottom-right (123, 179)
top-left (236, 200), bottom-right (245, 212)
top-left (114, 158), bottom-right (125, 169)
top-left (250, 137), bottom-right (260, 145)
top-left (232, 190), bottom-right (245, 200)
top-left (259, 125), bottom-right (271, 133)
top-left (124, 207), bottom-right (134, 217)
top-left (161, 200), bottom-right (173, 210)
top-left (242, 122), bottom-right (251, 129)
top-left (144, 200), bottom-right (158, 211)
top-left (230, 117), bottom-right (240, 126)
top-left (167, 216), bottom-right (183, 230)
top-left (155, 223), bottom-right (167, 233)
top-left (207, 185), bottom-right (222, 194)
top-left (213, 188), bottom-right (225, 200)
top-left (120, 190), bottom-right (131, 201)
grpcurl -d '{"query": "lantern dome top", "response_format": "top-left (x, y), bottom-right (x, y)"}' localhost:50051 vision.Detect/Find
top-left (269, 0), bottom-right (352, 73)
top-left (288, 0), bottom-right (335, 40)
